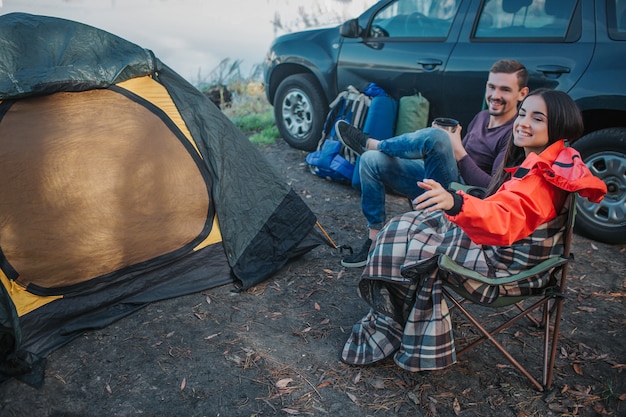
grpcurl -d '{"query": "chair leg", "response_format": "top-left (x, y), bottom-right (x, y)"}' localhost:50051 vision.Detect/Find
top-left (444, 290), bottom-right (546, 391)
top-left (451, 294), bottom-right (550, 356)
top-left (543, 300), bottom-right (552, 386)
top-left (515, 300), bottom-right (542, 327)
top-left (544, 296), bottom-right (564, 389)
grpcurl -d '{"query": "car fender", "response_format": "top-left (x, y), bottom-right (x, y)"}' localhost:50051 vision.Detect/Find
top-left (265, 27), bottom-right (343, 105)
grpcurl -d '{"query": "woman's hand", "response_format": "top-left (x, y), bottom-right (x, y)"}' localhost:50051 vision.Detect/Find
top-left (413, 179), bottom-right (455, 212)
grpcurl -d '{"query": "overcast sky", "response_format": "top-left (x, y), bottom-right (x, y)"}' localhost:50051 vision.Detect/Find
top-left (1, 0), bottom-right (377, 84)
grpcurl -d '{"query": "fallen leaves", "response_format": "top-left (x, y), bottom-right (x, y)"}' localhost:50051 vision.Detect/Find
top-left (53, 374), bottom-right (67, 384)
top-left (291, 316), bottom-right (332, 340)
top-left (369, 378), bottom-right (385, 390)
top-left (561, 385), bottom-right (602, 402)
top-left (592, 290), bottom-right (626, 300)
top-left (167, 345), bottom-right (192, 359)
top-left (407, 391), bottom-right (420, 404)
top-left (428, 396), bottom-right (438, 415)
top-left (549, 382), bottom-right (625, 415)
top-left (322, 268), bottom-right (335, 276)
top-left (593, 402), bottom-right (611, 415)
top-left (573, 363), bottom-right (584, 375)
top-left (265, 312), bottom-right (283, 320)
top-left (244, 281), bottom-right (269, 296)
top-left (276, 377), bottom-right (294, 394)
top-left (453, 397), bottom-right (461, 415)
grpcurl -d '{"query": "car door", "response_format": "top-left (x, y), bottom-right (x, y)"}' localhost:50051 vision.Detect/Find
top-left (442, 0), bottom-right (595, 128)
top-left (336, 0), bottom-right (468, 121)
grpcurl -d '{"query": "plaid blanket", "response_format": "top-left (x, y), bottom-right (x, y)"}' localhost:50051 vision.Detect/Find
top-left (342, 208), bottom-right (566, 371)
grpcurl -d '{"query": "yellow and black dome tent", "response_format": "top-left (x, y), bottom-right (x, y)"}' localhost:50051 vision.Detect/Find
top-left (0, 13), bottom-right (326, 387)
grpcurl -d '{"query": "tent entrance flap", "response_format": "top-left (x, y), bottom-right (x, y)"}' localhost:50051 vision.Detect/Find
top-left (0, 89), bottom-right (212, 293)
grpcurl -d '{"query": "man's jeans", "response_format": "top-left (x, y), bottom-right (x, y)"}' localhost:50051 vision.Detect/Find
top-left (359, 127), bottom-right (459, 230)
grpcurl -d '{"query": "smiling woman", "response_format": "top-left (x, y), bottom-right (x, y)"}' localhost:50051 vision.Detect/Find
top-left (0, 0), bottom-right (375, 83)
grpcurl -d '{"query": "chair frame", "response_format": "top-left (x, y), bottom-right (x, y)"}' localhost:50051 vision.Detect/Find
top-left (440, 193), bottom-right (576, 391)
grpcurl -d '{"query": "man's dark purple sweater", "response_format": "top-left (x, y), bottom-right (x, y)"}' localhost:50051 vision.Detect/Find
top-left (457, 110), bottom-right (514, 188)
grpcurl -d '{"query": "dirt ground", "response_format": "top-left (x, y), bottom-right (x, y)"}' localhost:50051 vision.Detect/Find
top-left (1, 139), bottom-right (624, 417)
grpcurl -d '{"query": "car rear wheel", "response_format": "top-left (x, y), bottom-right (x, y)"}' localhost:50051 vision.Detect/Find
top-left (572, 128), bottom-right (626, 244)
top-left (274, 73), bottom-right (327, 151)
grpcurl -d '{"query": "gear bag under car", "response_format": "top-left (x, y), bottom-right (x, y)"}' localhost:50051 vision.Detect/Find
top-left (305, 85), bottom-right (370, 183)
top-left (306, 83), bottom-right (398, 185)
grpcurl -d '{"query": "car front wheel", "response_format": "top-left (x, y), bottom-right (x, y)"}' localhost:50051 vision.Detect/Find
top-left (572, 127), bottom-right (626, 244)
top-left (273, 73), bottom-right (327, 151)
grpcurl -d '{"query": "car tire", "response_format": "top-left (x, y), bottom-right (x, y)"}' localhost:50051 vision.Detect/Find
top-left (572, 127), bottom-right (626, 244)
top-left (274, 73), bottom-right (327, 151)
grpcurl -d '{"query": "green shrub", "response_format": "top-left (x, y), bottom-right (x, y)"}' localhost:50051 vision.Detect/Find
top-left (249, 125), bottom-right (280, 145)
top-left (222, 89), bottom-right (278, 145)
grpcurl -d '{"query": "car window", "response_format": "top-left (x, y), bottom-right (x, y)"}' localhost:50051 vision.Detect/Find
top-left (367, 0), bottom-right (460, 39)
top-left (474, 0), bottom-right (577, 40)
top-left (608, 0), bottom-right (626, 40)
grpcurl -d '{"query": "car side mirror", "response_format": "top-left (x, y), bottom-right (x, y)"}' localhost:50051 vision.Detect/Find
top-left (340, 19), bottom-right (361, 38)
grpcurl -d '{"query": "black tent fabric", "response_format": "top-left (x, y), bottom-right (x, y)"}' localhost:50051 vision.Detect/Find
top-left (0, 13), bottom-right (326, 386)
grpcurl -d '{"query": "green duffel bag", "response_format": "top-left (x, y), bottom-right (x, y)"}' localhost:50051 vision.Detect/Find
top-left (394, 93), bottom-right (430, 136)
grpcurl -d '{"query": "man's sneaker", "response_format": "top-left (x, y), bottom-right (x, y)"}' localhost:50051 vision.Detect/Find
top-left (335, 120), bottom-right (369, 155)
top-left (341, 239), bottom-right (372, 268)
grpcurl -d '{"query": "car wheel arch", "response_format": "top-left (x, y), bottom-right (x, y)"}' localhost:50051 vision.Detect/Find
top-left (268, 63), bottom-right (335, 105)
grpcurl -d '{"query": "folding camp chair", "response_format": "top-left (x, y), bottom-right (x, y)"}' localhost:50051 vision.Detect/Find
top-left (438, 192), bottom-right (577, 391)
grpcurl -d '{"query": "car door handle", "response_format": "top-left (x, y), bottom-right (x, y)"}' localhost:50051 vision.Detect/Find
top-left (537, 65), bottom-right (571, 79)
top-left (417, 59), bottom-right (443, 71)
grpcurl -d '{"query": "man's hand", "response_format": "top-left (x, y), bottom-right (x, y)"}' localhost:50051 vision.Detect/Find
top-left (447, 126), bottom-right (467, 161)
top-left (432, 123), bottom-right (466, 161)
top-left (413, 179), bottom-right (455, 212)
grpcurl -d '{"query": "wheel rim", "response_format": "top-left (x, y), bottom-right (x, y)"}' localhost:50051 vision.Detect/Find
top-left (577, 151), bottom-right (626, 229)
top-left (281, 89), bottom-right (313, 139)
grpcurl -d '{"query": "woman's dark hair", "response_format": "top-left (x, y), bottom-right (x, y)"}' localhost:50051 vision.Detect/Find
top-left (484, 88), bottom-right (584, 196)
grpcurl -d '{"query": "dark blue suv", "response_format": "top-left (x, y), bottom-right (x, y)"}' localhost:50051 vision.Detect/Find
top-left (264, 0), bottom-right (626, 244)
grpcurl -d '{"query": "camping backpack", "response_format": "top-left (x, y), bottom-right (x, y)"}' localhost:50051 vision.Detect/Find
top-left (305, 85), bottom-right (371, 183)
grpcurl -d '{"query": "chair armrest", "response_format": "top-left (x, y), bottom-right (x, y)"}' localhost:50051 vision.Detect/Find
top-left (438, 254), bottom-right (568, 285)
top-left (449, 182), bottom-right (487, 198)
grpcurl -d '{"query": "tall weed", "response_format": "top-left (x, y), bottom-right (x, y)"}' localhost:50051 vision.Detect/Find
top-left (195, 59), bottom-right (278, 145)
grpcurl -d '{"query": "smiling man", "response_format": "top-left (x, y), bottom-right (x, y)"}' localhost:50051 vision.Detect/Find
top-left (337, 59), bottom-right (529, 267)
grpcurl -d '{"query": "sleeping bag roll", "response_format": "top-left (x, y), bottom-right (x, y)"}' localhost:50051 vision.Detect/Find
top-left (362, 95), bottom-right (397, 140)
